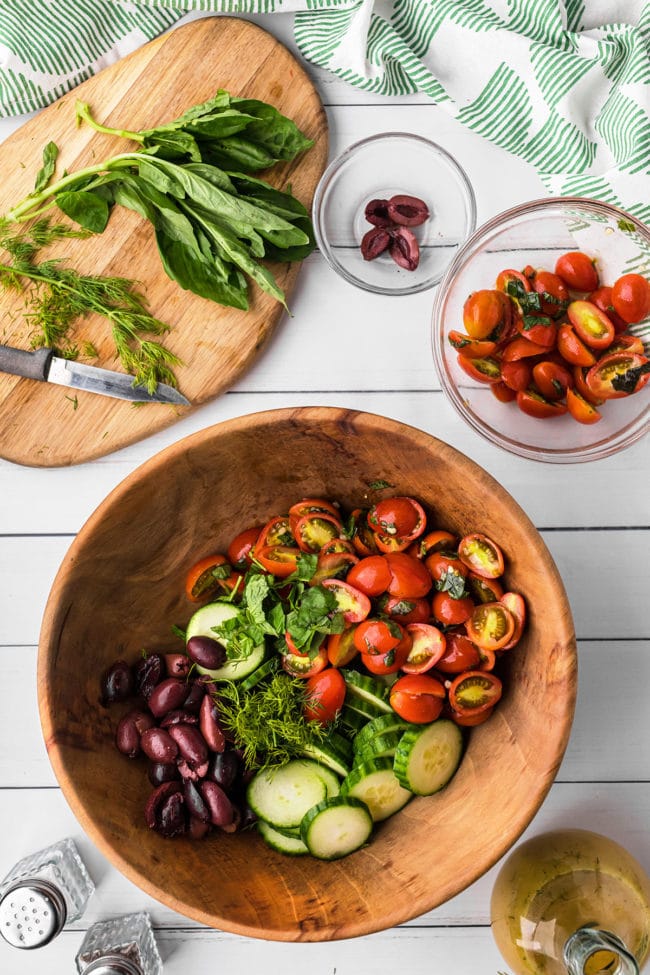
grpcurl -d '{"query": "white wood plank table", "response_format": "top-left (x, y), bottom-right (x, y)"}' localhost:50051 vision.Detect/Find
top-left (0, 12), bottom-right (648, 975)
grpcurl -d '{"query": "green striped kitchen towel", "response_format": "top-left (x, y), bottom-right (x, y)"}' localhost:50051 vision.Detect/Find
top-left (1, 1), bottom-right (648, 220)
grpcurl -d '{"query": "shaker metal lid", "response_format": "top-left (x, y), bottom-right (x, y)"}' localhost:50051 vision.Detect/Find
top-left (0, 879), bottom-right (67, 949)
top-left (82, 954), bottom-right (143, 975)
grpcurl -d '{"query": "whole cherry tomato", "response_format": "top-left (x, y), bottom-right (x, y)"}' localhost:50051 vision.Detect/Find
top-left (611, 273), bottom-right (650, 324)
top-left (389, 674), bottom-right (446, 724)
top-left (367, 496), bottom-right (426, 542)
top-left (303, 668), bottom-right (346, 724)
top-left (431, 591), bottom-right (474, 626)
top-left (555, 251), bottom-right (599, 292)
top-left (385, 552), bottom-right (433, 599)
top-left (345, 555), bottom-right (392, 597)
top-left (436, 631), bottom-right (481, 674)
top-left (463, 289), bottom-right (511, 340)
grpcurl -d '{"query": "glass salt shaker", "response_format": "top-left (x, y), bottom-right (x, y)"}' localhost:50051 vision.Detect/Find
top-left (76, 911), bottom-right (163, 975)
top-left (0, 836), bottom-right (94, 949)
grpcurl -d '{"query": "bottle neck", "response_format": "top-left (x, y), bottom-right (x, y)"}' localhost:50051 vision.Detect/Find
top-left (564, 927), bottom-right (639, 975)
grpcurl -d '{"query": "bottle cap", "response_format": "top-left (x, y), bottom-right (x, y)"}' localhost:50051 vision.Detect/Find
top-left (0, 879), bottom-right (67, 948)
top-left (82, 955), bottom-right (143, 975)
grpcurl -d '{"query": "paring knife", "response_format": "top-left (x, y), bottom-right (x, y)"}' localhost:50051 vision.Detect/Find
top-left (0, 344), bottom-right (190, 405)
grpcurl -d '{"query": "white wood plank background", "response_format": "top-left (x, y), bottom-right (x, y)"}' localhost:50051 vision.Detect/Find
top-left (0, 10), bottom-right (649, 975)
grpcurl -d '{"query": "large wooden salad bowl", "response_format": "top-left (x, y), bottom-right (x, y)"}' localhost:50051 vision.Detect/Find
top-left (38, 408), bottom-right (576, 941)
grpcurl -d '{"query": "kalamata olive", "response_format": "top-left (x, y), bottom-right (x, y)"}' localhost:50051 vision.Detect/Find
top-left (158, 791), bottom-right (187, 838)
top-left (148, 762), bottom-right (180, 786)
top-left (140, 727), bottom-right (179, 763)
top-left (101, 659), bottom-right (135, 706)
top-left (389, 227), bottom-right (420, 271)
top-left (160, 709), bottom-right (198, 728)
top-left (200, 694), bottom-right (226, 753)
top-left (115, 709), bottom-right (155, 758)
top-left (184, 779), bottom-right (210, 823)
top-left (182, 680), bottom-right (206, 715)
top-left (144, 781), bottom-right (182, 830)
top-left (200, 781), bottom-right (235, 827)
top-left (135, 653), bottom-right (164, 700)
top-left (386, 194), bottom-right (429, 227)
top-left (165, 653), bottom-right (191, 677)
top-left (240, 804), bottom-right (258, 830)
top-left (167, 724), bottom-right (208, 767)
top-left (186, 635), bottom-right (226, 670)
top-left (188, 816), bottom-right (211, 840)
top-left (208, 750), bottom-right (239, 791)
top-left (360, 226), bottom-right (391, 261)
top-left (148, 678), bottom-right (188, 718)
top-left (177, 758), bottom-right (209, 781)
top-left (219, 804), bottom-right (242, 834)
top-left (364, 198), bottom-right (391, 227)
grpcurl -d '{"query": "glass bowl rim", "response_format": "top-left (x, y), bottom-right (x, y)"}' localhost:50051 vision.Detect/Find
top-left (431, 196), bottom-right (650, 463)
top-left (312, 131), bottom-right (478, 296)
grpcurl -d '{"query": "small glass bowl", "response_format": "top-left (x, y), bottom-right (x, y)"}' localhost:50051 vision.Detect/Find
top-left (312, 133), bottom-right (476, 295)
top-left (432, 197), bottom-right (650, 463)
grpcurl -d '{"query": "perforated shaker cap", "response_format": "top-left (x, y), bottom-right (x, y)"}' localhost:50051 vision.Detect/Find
top-left (0, 879), bottom-right (67, 948)
top-left (82, 955), bottom-right (143, 975)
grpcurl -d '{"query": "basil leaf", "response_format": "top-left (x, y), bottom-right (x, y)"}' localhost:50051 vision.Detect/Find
top-left (56, 190), bottom-right (110, 233)
top-left (435, 568), bottom-right (468, 600)
top-left (34, 141), bottom-right (59, 192)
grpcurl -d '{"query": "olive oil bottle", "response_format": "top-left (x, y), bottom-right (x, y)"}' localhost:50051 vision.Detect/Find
top-left (490, 830), bottom-right (650, 975)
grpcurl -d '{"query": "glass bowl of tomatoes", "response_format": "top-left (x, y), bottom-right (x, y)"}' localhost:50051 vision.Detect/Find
top-left (431, 197), bottom-right (650, 462)
top-left (312, 132), bottom-right (477, 295)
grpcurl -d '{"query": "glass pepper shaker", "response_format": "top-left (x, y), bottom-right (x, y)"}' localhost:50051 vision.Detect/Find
top-left (0, 837), bottom-right (94, 949)
top-left (76, 911), bottom-right (163, 975)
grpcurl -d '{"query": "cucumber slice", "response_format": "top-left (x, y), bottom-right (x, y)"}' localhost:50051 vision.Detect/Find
top-left (247, 759), bottom-right (328, 829)
top-left (301, 739), bottom-right (350, 778)
top-left (240, 656), bottom-right (279, 691)
top-left (340, 757), bottom-right (412, 822)
top-left (353, 714), bottom-right (412, 754)
top-left (393, 720), bottom-right (464, 796)
top-left (344, 694), bottom-right (387, 721)
top-left (354, 731), bottom-right (401, 766)
top-left (186, 602), bottom-right (266, 681)
top-left (343, 670), bottom-right (392, 713)
top-left (340, 706), bottom-right (370, 733)
top-left (258, 820), bottom-right (308, 856)
top-left (300, 796), bottom-right (373, 860)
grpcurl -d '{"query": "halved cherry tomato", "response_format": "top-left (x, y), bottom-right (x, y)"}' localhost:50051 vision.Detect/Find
top-left (463, 289), bottom-right (511, 340)
top-left (289, 497), bottom-right (341, 524)
top-left (501, 359), bottom-right (532, 392)
top-left (458, 533), bottom-right (504, 579)
top-left (588, 286), bottom-right (627, 333)
top-left (350, 509), bottom-right (380, 556)
top-left (496, 269), bottom-right (531, 293)
top-left (360, 633), bottom-right (412, 676)
top-left (353, 618), bottom-right (404, 655)
top-left (448, 331), bottom-right (497, 359)
top-left (346, 555), bottom-right (392, 597)
top-left (573, 365), bottom-right (604, 406)
top-left (466, 602), bottom-right (515, 651)
top-left (566, 387), bottom-right (602, 425)
top-left (449, 705), bottom-right (495, 727)
top-left (516, 389), bottom-right (568, 419)
top-left (491, 381), bottom-right (517, 403)
top-left (555, 251), bottom-right (599, 292)
top-left (476, 646), bottom-right (497, 671)
top-left (557, 324), bottom-right (597, 367)
top-left (611, 273), bottom-right (650, 324)
top-left (502, 336), bottom-right (553, 360)
top-left (385, 552), bottom-right (433, 599)
top-left (567, 300), bottom-right (615, 350)
top-left (185, 554), bottom-right (233, 602)
top-left (309, 550), bottom-right (358, 587)
top-left (321, 579), bottom-right (371, 623)
top-left (374, 532), bottom-right (413, 554)
top-left (368, 496), bottom-right (426, 542)
top-left (607, 334), bottom-right (646, 356)
top-left (448, 671), bottom-right (502, 715)
top-left (303, 667), bottom-right (346, 724)
top-left (457, 354), bottom-right (501, 383)
top-left (431, 591), bottom-right (474, 626)
top-left (531, 270), bottom-right (569, 316)
top-left (408, 530), bottom-right (457, 560)
top-left (436, 631), bottom-right (481, 674)
top-left (500, 592), bottom-right (527, 650)
top-left (281, 646), bottom-right (328, 678)
top-left (257, 516), bottom-right (294, 550)
top-left (326, 627), bottom-right (359, 668)
top-left (379, 595), bottom-right (431, 625)
top-left (516, 313), bottom-right (557, 348)
top-left (425, 551), bottom-right (468, 585)
top-left (401, 623), bottom-right (446, 674)
top-left (532, 360), bottom-right (572, 401)
top-left (586, 352), bottom-right (650, 400)
top-left (227, 527), bottom-right (262, 568)
top-left (389, 674), bottom-right (446, 724)
top-left (293, 513), bottom-right (343, 553)
top-left (255, 544), bottom-right (301, 578)
top-left (466, 572), bottom-right (503, 604)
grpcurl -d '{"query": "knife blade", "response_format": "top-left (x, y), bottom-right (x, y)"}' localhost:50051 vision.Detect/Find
top-left (0, 344), bottom-right (190, 405)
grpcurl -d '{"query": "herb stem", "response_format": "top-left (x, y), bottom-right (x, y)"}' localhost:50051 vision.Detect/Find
top-left (75, 100), bottom-right (144, 144)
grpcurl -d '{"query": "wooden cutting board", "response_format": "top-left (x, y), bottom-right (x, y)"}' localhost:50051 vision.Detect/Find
top-left (0, 17), bottom-right (328, 467)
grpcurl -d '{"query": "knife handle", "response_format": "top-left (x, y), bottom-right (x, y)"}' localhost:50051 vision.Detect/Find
top-left (0, 345), bottom-right (53, 381)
